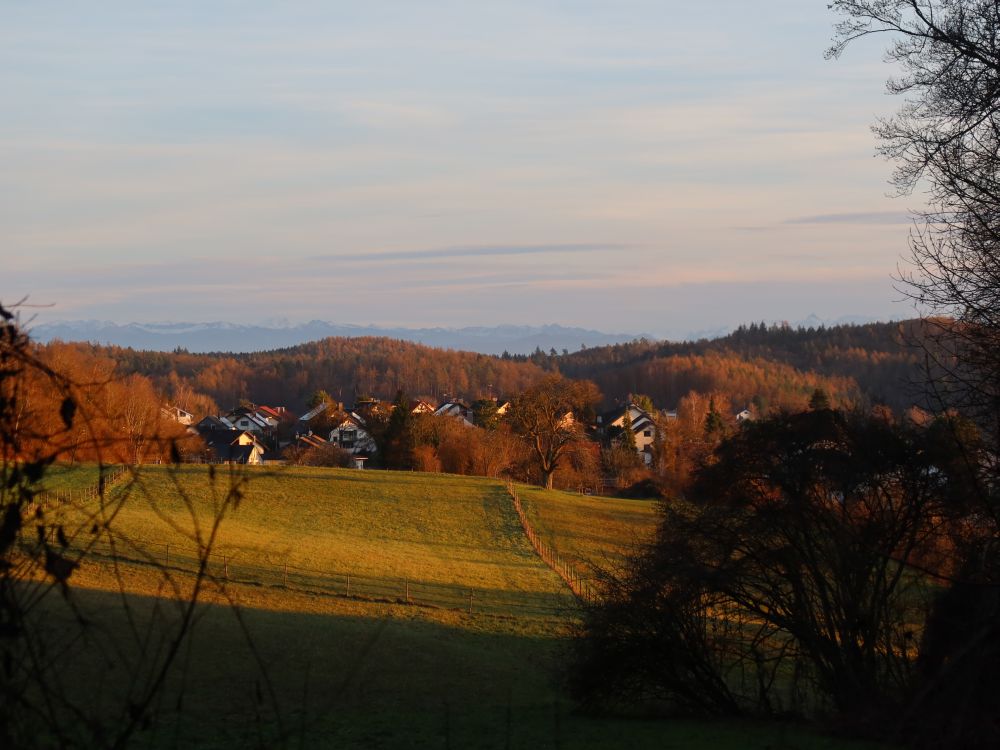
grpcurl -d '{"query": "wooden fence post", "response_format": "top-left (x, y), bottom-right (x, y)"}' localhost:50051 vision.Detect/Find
top-left (468, 590), bottom-right (474, 615)
top-left (283, 561), bottom-right (288, 586)
top-left (346, 574), bottom-right (351, 597)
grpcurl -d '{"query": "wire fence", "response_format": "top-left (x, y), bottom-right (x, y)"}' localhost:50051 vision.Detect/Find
top-left (505, 480), bottom-right (599, 603)
top-left (34, 465), bottom-right (130, 506)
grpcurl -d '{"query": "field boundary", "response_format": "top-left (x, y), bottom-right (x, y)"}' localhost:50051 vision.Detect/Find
top-left (36, 465), bottom-right (130, 505)
top-left (505, 480), bottom-right (597, 603)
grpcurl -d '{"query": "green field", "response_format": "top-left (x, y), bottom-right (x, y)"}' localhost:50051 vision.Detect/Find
top-left (31, 464), bottom-right (885, 749)
top-left (36, 462), bottom-right (105, 494)
top-left (515, 485), bottom-right (659, 571)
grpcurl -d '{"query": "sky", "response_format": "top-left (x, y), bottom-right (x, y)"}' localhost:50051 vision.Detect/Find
top-left (3, 1), bottom-right (924, 339)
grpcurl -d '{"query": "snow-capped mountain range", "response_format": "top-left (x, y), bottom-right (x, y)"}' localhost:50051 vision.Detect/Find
top-left (27, 320), bottom-right (651, 355)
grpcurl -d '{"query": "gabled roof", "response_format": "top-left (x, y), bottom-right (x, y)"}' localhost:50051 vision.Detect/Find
top-left (161, 404), bottom-right (194, 422)
top-left (332, 413), bottom-right (368, 431)
top-left (257, 405), bottom-right (284, 418)
top-left (434, 401), bottom-right (471, 416)
top-left (298, 402), bottom-right (329, 422)
top-left (229, 412), bottom-right (269, 430)
top-left (296, 433), bottom-right (328, 449)
top-left (201, 429), bottom-right (265, 462)
top-left (196, 415), bottom-right (232, 432)
top-left (202, 429), bottom-right (265, 449)
top-left (601, 403), bottom-right (656, 430)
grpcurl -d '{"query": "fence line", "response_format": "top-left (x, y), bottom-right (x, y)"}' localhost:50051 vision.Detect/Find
top-left (505, 480), bottom-right (598, 603)
top-left (35, 465), bottom-right (130, 507)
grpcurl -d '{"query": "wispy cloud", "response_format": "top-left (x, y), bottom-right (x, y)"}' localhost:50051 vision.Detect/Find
top-left (2, 2), bottom-right (912, 332)
top-left (315, 243), bottom-right (629, 263)
top-left (784, 211), bottom-right (913, 225)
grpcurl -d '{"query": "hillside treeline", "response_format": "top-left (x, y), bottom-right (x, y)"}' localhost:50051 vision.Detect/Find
top-left (552, 320), bottom-right (925, 412)
top-left (568, 352), bottom-right (859, 415)
top-left (95, 337), bottom-right (552, 412)
top-left (36, 321), bottom-right (927, 417)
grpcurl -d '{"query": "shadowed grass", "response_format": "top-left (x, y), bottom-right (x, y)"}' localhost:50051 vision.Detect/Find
top-left (38, 463), bottom-right (105, 495)
top-left (54, 563), bottom-right (887, 750)
top-left (35, 465), bottom-right (889, 749)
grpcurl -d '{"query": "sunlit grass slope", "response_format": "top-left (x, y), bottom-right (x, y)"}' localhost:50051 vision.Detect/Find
top-left (36, 466), bottom-right (885, 749)
top-left (515, 484), bottom-right (659, 570)
top-left (92, 465), bottom-right (570, 597)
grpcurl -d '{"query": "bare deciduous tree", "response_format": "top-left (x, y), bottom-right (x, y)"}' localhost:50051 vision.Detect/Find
top-left (830, 5), bottom-right (1000, 744)
top-left (508, 375), bottom-right (600, 489)
top-left (830, 1), bottom-right (1000, 456)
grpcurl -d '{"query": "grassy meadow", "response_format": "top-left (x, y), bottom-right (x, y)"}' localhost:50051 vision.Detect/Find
top-left (31, 464), bottom-right (886, 749)
top-left (37, 462), bottom-right (105, 495)
top-left (515, 484), bottom-right (659, 571)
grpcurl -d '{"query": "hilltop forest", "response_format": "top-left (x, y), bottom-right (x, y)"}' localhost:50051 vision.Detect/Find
top-left (36, 319), bottom-right (925, 418)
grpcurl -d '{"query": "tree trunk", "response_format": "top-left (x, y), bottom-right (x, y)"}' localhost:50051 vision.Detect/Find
top-left (544, 470), bottom-right (554, 490)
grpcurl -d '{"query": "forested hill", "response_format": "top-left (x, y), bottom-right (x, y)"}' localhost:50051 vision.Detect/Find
top-left (97, 336), bottom-right (551, 412)
top-left (549, 319), bottom-right (926, 413)
top-left (57, 320), bottom-right (928, 416)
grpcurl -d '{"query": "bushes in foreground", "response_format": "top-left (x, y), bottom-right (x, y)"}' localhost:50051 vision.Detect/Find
top-left (571, 408), bottom-right (998, 746)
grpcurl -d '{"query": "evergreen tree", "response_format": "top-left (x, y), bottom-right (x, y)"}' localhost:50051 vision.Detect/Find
top-left (809, 387), bottom-right (831, 411)
top-left (381, 390), bottom-right (416, 469)
top-left (307, 389), bottom-right (332, 409)
top-left (471, 398), bottom-right (500, 430)
top-left (704, 397), bottom-right (725, 437)
top-left (621, 407), bottom-right (638, 452)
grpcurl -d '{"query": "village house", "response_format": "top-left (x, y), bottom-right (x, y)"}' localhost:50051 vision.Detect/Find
top-left (328, 413), bottom-right (378, 455)
top-left (256, 405), bottom-right (287, 422)
top-left (294, 432), bottom-right (329, 450)
top-left (410, 399), bottom-right (436, 415)
top-left (199, 429), bottom-right (268, 465)
top-left (296, 401), bottom-right (330, 435)
top-left (598, 402), bottom-right (662, 466)
top-left (434, 400), bottom-right (474, 426)
top-left (196, 415), bottom-right (234, 432)
top-left (352, 397), bottom-right (392, 423)
top-left (161, 405), bottom-right (194, 426)
top-left (225, 406), bottom-right (274, 435)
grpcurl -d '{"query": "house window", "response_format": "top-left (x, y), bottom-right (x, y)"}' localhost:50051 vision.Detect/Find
top-left (643, 430), bottom-right (652, 437)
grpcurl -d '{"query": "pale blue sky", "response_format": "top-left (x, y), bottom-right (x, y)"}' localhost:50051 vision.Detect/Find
top-left (4, 1), bottom-right (919, 338)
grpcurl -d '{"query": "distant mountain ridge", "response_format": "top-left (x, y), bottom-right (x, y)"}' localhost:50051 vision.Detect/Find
top-left (29, 320), bottom-right (650, 356)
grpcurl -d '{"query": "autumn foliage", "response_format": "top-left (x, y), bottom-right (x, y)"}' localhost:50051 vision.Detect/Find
top-left (12, 341), bottom-right (200, 464)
